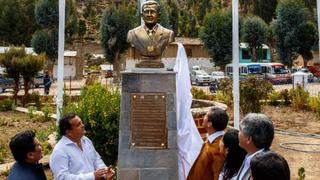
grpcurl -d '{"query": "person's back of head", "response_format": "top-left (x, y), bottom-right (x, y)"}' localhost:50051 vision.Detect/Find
top-left (240, 113), bottom-right (274, 149)
top-left (9, 130), bottom-right (36, 163)
top-left (207, 107), bottom-right (228, 131)
top-left (250, 151), bottom-right (290, 180)
top-left (221, 128), bottom-right (247, 179)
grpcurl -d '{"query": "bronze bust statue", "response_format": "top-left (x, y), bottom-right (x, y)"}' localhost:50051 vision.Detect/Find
top-left (127, 0), bottom-right (175, 68)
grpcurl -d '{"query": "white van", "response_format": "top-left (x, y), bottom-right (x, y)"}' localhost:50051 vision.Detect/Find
top-left (225, 63), bottom-right (262, 80)
top-left (259, 63), bottom-right (291, 84)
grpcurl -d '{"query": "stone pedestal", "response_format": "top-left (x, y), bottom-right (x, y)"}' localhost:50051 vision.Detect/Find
top-left (118, 70), bottom-right (178, 180)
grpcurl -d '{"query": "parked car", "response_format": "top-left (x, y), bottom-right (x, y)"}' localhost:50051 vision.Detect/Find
top-left (190, 70), bottom-right (211, 86)
top-left (210, 71), bottom-right (225, 82)
top-left (0, 75), bottom-right (15, 93)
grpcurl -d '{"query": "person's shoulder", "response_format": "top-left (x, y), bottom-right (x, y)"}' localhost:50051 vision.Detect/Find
top-left (7, 162), bottom-right (27, 179)
top-left (82, 136), bottom-right (93, 143)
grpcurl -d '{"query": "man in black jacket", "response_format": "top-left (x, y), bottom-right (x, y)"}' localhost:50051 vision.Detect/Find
top-left (8, 130), bottom-right (46, 180)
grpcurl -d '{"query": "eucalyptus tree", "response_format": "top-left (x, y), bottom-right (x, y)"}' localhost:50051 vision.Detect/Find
top-left (100, 4), bottom-right (134, 82)
top-left (274, 0), bottom-right (316, 66)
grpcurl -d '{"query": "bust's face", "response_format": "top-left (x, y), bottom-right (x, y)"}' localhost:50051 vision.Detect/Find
top-left (142, 4), bottom-right (159, 27)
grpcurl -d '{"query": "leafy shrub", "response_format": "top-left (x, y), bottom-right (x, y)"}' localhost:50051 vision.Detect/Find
top-left (217, 78), bottom-right (233, 106)
top-left (240, 77), bottom-right (273, 114)
top-left (36, 125), bottom-right (56, 155)
top-left (298, 167), bottom-right (305, 180)
top-left (64, 83), bottom-right (120, 166)
top-left (191, 87), bottom-right (210, 100)
top-left (268, 91), bottom-right (282, 106)
top-left (219, 77), bottom-right (273, 114)
top-left (290, 85), bottom-right (309, 111)
top-left (0, 98), bottom-right (14, 111)
top-left (42, 102), bottom-right (52, 121)
top-left (280, 89), bottom-right (291, 105)
top-left (23, 91), bottom-right (41, 109)
top-left (308, 94), bottom-right (320, 116)
top-left (28, 106), bottom-right (36, 119)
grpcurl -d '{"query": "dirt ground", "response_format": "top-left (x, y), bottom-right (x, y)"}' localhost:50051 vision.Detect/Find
top-left (0, 111), bottom-right (55, 163)
top-left (263, 106), bottom-right (320, 179)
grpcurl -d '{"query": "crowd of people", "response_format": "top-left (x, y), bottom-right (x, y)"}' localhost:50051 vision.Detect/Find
top-left (6, 108), bottom-right (289, 180)
top-left (187, 108), bottom-right (290, 180)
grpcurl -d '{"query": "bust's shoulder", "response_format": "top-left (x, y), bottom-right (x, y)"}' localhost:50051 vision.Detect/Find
top-left (129, 25), bottom-right (144, 33)
top-left (158, 24), bottom-right (173, 33)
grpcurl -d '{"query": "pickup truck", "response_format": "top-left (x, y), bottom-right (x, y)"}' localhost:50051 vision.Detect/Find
top-left (0, 75), bottom-right (15, 93)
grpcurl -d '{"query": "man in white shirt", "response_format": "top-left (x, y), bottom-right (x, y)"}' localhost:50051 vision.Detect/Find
top-left (50, 113), bottom-right (114, 180)
top-left (235, 113), bottom-right (274, 180)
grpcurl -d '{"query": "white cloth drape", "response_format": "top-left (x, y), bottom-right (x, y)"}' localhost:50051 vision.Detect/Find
top-left (174, 43), bottom-right (204, 180)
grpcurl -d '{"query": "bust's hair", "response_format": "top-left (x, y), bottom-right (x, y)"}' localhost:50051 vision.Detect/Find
top-left (142, 0), bottom-right (160, 13)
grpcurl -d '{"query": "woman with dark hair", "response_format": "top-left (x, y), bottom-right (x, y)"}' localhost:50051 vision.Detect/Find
top-left (219, 128), bottom-right (247, 180)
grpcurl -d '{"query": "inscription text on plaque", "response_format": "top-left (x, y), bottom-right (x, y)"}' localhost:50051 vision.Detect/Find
top-left (131, 93), bottom-right (167, 149)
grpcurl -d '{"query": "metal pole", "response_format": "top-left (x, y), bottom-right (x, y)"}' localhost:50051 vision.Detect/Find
top-left (232, 0), bottom-right (240, 130)
top-left (56, 0), bottom-right (65, 122)
top-left (317, 0), bottom-right (320, 63)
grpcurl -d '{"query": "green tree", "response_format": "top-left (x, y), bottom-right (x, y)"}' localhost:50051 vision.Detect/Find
top-left (200, 10), bottom-right (232, 70)
top-left (178, 10), bottom-right (189, 37)
top-left (0, 0), bottom-right (39, 46)
top-left (168, 1), bottom-right (179, 36)
top-left (31, 0), bottom-right (76, 74)
top-left (0, 47), bottom-right (25, 101)
top-left (242, 16), bottom-right (268, 61)
top-left (100, 5), bottom-right (133, 82)
top-left (273, 0), bottom-right (311, 66)
top-left (296, 22), bottom-right (318, 67)
top-left (20, 54), bottom-right (45, 98)
top-left (253, 0), bottom-right (278, 24)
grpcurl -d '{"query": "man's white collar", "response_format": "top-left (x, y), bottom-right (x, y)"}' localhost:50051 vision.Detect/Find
top-left (207, 130), bottom-right (224, 143)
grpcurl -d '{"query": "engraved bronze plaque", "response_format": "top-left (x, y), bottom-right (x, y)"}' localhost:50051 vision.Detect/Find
top-left (131, 93), bottom-right (167, 149)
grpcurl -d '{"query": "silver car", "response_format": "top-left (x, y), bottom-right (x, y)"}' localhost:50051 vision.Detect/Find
top-left (190, 70), bottom-right (211, 86)
top-left (210, 71), bottom-right (225, 82)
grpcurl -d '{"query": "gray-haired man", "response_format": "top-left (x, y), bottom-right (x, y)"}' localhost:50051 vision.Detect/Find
top-left (235, 113), bottom-right (274, 180)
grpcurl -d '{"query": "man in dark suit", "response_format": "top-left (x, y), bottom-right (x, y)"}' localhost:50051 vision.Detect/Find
top-left (127, 0), bottom-right (174, 68)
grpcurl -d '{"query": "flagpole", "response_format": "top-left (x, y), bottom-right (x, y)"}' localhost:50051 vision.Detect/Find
top-left (232, 0), bottom-right (240, 129)
top-left (56, 0), bottom-right (65, 122)
top-left (317, 0), bottom-right (320, 63)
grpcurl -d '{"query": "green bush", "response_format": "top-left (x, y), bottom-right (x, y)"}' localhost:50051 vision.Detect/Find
top-left (308, 94), bottom-right (320, 116)
top-left (217, 78), bottom-right (233, 106)
top-left (64, 83), bottom-right (120, 166)
top-left (191, 87), bottom-right (210, 100)
top-left (23, 91), bottom-right (41, 109)
top-left (268, 91), bottom-right (282, 106)
top-left (28, 106), bottom-right (36, 119)
top-left (219, 77), bottom-right (273, 114)
top-left (290, 86), bottom-right (309, 111)
top-left (0, 98), bottom-right (14, 111)
top-left (280, 89), bottom-right (291, 105)
top-left (240, 77), bottom-right (273, 114)
top-left (42, 102), bottom-right (52, 121)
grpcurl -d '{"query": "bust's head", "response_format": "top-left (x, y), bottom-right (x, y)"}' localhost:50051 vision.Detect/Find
top-left (142, 0), bottom-right (160, 28)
